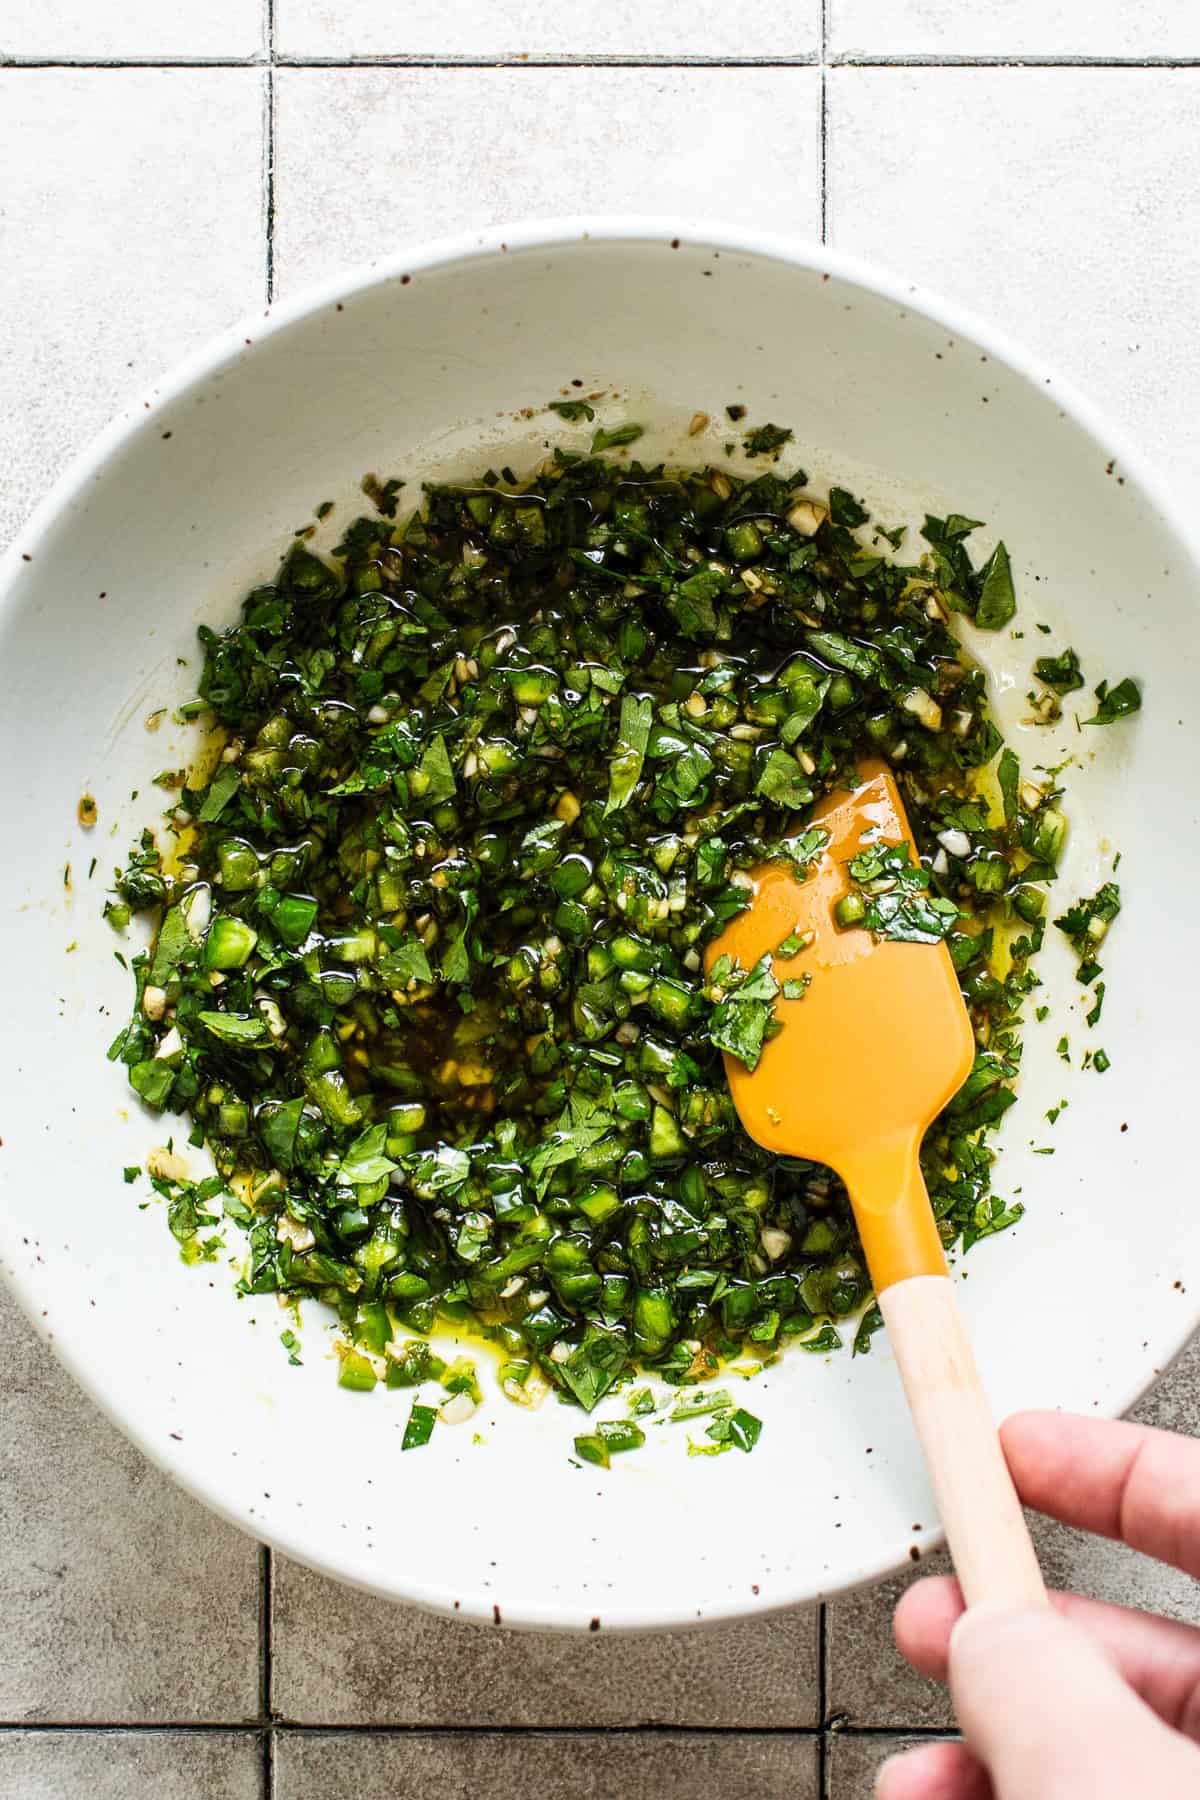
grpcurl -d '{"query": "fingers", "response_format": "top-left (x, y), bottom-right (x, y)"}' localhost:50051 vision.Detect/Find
top-left (897, 1575), bottom-right (1200, 1740)
top-left (1001, 1411), bottom-right (1200, 1578)
top-left (894, 1574), bottom-right (965, 1678)
top-left (1056, 1592), bottom-right (1200, 1740)
top-left (950, 1607), bottom-right (1200, 1797)
top-left (875, 1740), bottom-right (991, 1800)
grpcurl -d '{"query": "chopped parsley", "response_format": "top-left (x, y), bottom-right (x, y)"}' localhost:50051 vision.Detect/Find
top-left (1054, 882), bottom-right (1121, 984)
top-left (704, 952), bottom-right (781, 1074)
top-left (837, 841), bottom-right (960, 945)
top-left (743, 423), bottom-right (793, 458)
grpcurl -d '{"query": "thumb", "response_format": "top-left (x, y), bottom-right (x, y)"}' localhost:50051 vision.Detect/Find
top-left (950, 1607), bottom-right (1199, 1799)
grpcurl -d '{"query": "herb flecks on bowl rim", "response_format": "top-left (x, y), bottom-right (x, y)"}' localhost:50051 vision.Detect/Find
top-left (105, 436), bottom-right (1136, 1438)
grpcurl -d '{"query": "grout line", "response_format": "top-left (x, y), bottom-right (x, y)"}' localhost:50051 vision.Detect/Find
top-left (0, 56), bottom-right (269, 68)
top-left (832, 1725), bottom-right (960, 1739)
top-left (0, 1725), bottom-right (271, 1737)
top-left (262, 1542), bottom-right (275, 1795)
top-left (262, 1547), bottom-right (274, 1722)
top-left (264, 0), bottom-right (277, 306)
top-left (267, 53), bottom-right (822, 68)
top-left (262, 1722), bottom-right (825, 1740)
top-left (818, 0), bottom-right (829, 243)
top-left (3, 52), bottom-right (1200, 71)
top-left (817, 1603), bottom-right (830, 1794)
top-left (0, 1719), bottom-right (960, 1743)
top-left (0, 53), bottom-right (819, 70)
top-left (827, 53), bottom-right (1200, 68)
top-left (0, 1720), bottom-right (969, 1737)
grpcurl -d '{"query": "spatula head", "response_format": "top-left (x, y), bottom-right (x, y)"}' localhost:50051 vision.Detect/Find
top-left (708, 760), bottom-right (975, 1178)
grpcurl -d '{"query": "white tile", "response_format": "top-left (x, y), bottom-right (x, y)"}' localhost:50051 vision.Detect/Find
top-left (830, 0), bottom-right (1200, 59)
top-left (0, 69), bottom-right (265, 551)
top-left (274, 66), bottom-right (820, 295)
top-left (827, 68), bottom-right (1200, 508)
top-left (1, 0), bottom-right (263, 59)
top-left (276, 0), bottom-right (817, 60)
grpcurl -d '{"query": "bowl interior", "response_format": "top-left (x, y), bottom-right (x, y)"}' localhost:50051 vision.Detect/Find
top-left (1, 228), bottom-right (1197, 1630)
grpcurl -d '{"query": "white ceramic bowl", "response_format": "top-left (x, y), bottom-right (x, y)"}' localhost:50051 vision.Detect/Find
top-left (2, 221), bottom-right (1198, 1632)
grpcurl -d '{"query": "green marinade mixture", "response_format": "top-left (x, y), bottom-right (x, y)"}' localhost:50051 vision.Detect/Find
top-left (106, 431), bottom-right (1136, 1425)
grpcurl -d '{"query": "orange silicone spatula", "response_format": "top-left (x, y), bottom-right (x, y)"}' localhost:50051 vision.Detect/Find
top-left (709, 758), bottom-right (1045, 1611)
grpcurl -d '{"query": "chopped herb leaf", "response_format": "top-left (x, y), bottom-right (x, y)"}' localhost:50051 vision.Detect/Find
top-left (1086, 677), bottom-right (1142, 725)
top-left (1055, 883), bottom-right (1120, 983)
top-left (707, 953), bottom-right (780, 1073)
top-left (1033, 647), bottom-right (1084, 693)
top-left (549, 399), bottom-right (596, 423)
top-left (840, 841), bottom-right (959, 945)
top-left (975, 542), bottom-right (1016, 631)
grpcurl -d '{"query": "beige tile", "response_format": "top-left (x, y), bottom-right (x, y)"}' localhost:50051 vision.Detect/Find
top-left (273, 66), bottom-right (821, 296)
top-left (0, 69), bottom-right (264, 553)
top-left (827, 68), bottom-right (1200, 510)
top-left (827, 1335), bottom-right (1200, 1726)
top-left (275, 1730), bottom-right (818, 1799)
top-left (827, 1551), bottom-right (957, 1731)
top-left (275, 0), bottom-right (817, 60)
top-left (1, 0), bottom-right (263, 60)
top-left (0, 1287), bottom-right (262, 1722)
top-left (827, 1732), bottom-right (954, 1800)
top-left (1044, 1329), bottom-right (1200, 1627)
top-left (272, 1556), bottom-right (819, 1725)
top-left (830, 0), bottom-right (1200, 58)
top-left (827, 1518), bottom-right (1200, 1728)
top-left (1129, 1326), bottom-right (1200, 1437)
top-left (0, 1732), bottom-right (262, 1800)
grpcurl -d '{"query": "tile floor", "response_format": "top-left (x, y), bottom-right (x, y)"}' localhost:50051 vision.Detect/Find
top-left (2, 2), bottom-right (1199, 1793)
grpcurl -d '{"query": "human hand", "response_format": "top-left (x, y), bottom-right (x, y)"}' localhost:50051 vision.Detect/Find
top-left (876, 1410), bottom-right (1200, 1799)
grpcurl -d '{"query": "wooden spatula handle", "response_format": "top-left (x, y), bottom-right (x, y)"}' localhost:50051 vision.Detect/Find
top-left (878, 1274), bottom-right (1047, 1611)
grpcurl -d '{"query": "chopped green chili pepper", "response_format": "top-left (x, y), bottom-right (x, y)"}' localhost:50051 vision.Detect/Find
top-left (591, 422), bottom-right (644, 453)
top-left (337, 1349), bottom-right (377, 1392)
top-left (402, 1401), bottom-right (438, 1450)
top-left (573, 1418), bottom-right (646, 1467)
